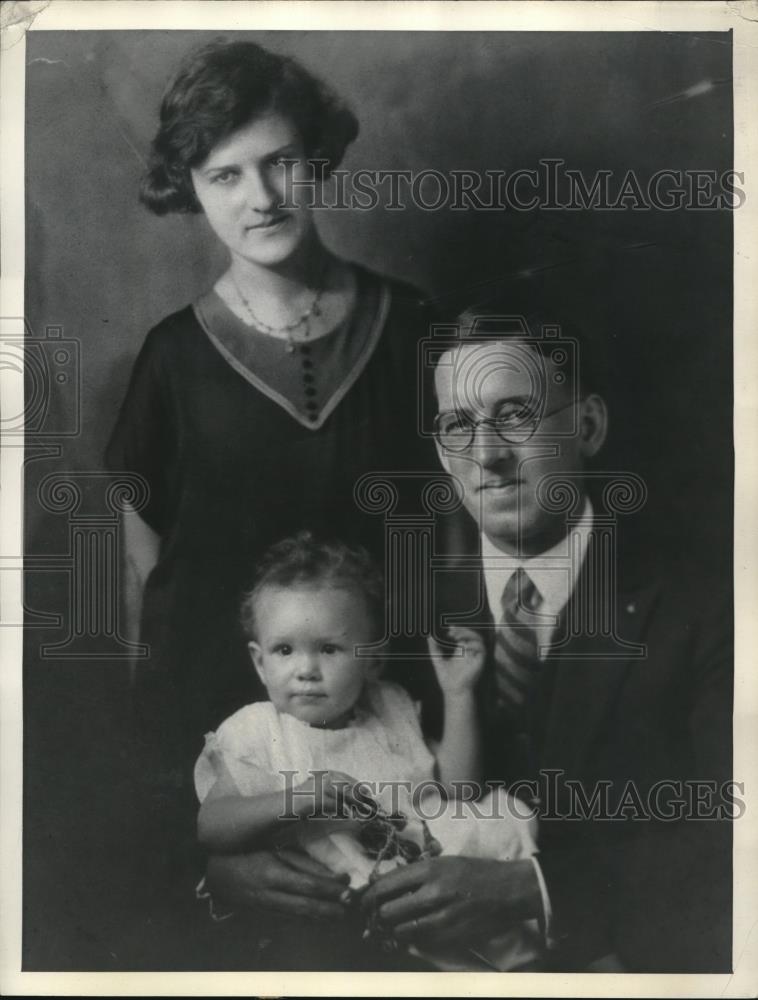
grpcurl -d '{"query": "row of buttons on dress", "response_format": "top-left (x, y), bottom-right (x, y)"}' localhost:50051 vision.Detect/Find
top-left (300, 344), bottom-right (318, 421)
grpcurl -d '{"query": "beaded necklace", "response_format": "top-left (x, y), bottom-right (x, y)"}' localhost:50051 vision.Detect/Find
top-left (231, 268), bottom-right (327, 354)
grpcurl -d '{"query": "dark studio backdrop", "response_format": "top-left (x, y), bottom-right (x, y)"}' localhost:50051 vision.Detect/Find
top-left (22, 30), bottom-right (733, 969)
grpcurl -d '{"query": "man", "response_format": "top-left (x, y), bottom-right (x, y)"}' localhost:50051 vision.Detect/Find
top-left (206, 303), bottom-right (732, 973)
top-left (358, 304), bottom-right (733, 972)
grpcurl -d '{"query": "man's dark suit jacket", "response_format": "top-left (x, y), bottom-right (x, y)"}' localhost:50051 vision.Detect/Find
top-left (423, 523), bottom-right (733, 973)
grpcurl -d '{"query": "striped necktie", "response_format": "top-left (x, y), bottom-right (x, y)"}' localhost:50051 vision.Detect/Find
top-left (492, 568), bottom-right (542, 715)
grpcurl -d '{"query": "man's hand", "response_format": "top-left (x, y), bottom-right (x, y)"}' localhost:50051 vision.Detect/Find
top-left (361, 856), bottom-right (541, 947)
top-left (206, 848), bottom-right (351, 921)
top-left (428, 628), bottom-right (486, 695)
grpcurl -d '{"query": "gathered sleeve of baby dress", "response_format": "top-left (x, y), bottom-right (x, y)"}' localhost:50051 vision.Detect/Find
top-left (364, 680), bottom-right (437, 782)
top-left (194, 702), bottom-right (285, 803)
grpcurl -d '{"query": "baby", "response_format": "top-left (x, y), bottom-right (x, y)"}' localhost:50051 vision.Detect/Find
top-left (194, 531), bottom-right (542, 970)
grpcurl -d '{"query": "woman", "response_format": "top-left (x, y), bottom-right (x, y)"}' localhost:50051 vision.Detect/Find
top-left (105, 38), bottom-right (439, 954)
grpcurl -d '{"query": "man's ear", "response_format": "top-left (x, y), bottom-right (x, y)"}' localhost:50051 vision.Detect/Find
top-left (579, 393), bottom-right (608, 458)
top-left (247, 641), bottom-right (266, 686)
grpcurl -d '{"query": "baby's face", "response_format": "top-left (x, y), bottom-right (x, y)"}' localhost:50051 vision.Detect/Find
top-left (248, 585), bottom-right (379, 728)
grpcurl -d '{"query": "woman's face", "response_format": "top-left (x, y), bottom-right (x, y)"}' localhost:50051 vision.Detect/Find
top-left (190, 111), bottom-right (317, 269)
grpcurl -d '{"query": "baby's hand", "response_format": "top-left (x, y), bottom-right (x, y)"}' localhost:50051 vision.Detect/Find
top-left (296, 769), bottom-right (363, 819)
top-left (428, 627), bottom-right (486, 695)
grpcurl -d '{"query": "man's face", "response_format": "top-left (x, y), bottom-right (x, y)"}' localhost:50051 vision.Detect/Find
top-left (434, 339), bottom-right (606, 554)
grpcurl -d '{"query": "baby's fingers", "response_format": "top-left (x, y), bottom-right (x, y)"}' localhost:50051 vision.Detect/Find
top-left (324, 769), bottom-right (361, 788)
top-left (323, 770), bottom-right (364, 804)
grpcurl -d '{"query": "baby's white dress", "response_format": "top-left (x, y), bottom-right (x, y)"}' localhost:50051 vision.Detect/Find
top-left (194, 680), bottom-right (542, 971)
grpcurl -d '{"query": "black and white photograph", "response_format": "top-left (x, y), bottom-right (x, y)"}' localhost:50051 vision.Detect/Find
top-left (1, 1), bottom-right (757, 994)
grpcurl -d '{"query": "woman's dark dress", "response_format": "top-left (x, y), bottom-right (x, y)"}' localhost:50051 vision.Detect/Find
top-left (105, 266), bottom-right (440, 962)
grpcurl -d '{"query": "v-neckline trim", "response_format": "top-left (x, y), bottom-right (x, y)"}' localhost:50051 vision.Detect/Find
top-left (192, 274), bottom-right (391, 431)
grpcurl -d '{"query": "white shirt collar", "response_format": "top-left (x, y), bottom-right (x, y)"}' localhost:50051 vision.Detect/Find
top-left (480, 498), bottom-right (594, 629)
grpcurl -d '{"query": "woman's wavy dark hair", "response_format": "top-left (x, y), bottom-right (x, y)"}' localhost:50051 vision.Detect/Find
top-left (140, 39), bottom-right (359, 215)
top-left (240, 531), bottom-right (385, 642)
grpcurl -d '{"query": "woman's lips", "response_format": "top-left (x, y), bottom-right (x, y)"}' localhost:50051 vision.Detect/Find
top-left (246, 215), bottom-right (288, 233)
top-left (480, 479), bottom-right (520, 492)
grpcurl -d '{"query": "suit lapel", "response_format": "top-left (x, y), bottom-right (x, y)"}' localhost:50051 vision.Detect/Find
top-left (437, 532), bottom-right (662, 782)
top-left (539, 534), bottom-right (661, 778)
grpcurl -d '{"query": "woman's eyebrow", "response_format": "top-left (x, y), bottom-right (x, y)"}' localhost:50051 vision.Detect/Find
top-left (200, 162), bottom-right (239, 176)
top-left (200, 144), bottom-right (299, 175)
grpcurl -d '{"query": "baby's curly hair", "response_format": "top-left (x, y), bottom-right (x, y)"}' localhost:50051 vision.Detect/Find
top-left (140, 38), bottom-right (359, 215)
top-left (240, 531), bottom-right (385, 642)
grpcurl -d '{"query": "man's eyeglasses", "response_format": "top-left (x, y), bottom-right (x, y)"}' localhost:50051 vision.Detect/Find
top-left (434, 399), bottom-right (580, 453)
